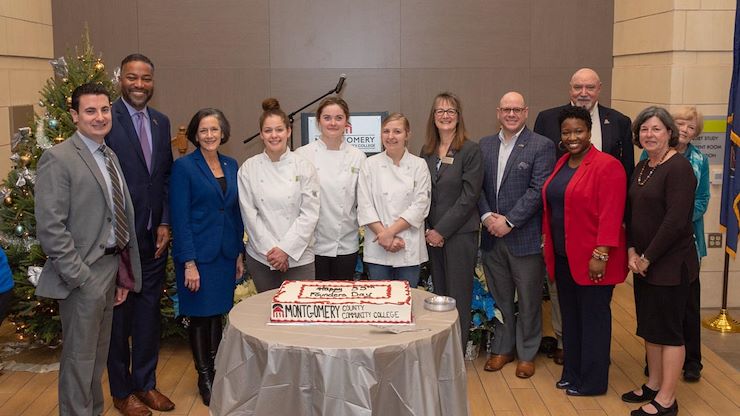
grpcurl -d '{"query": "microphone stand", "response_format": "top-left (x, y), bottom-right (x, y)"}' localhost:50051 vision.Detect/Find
top-left (243, 84), bottom-right (340, 148)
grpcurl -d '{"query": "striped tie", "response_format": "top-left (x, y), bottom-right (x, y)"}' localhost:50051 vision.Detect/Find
top-left (100, 145), bottom-right (130, 249)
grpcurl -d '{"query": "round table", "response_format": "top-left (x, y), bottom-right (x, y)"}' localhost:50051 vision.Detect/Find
top-left (210, 288), bottom-right (468, 415)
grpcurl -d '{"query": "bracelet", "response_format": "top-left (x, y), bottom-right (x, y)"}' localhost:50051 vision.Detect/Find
top-left (592, 249), bottom-right (609, 262)
top-left (185, 261), bottom-right (196, 270)
top-left (639, 254), bottom-right (650, 264)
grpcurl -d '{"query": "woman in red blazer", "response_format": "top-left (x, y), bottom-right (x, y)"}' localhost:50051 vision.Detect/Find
top-left (541, 106), bottom-right (628, 396)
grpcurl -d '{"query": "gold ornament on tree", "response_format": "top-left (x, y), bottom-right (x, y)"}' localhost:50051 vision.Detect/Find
top-left (54, 136), bottom-right (65, 144)
top-left (94, 60), bottom-right (105, 72)
top-left (3, 195), bottom-right (12, 206)
top-left (19, 153), bottom-right (32, 167)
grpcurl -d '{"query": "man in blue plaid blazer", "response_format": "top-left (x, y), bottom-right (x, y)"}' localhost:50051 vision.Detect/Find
top-left (478, 91), bottom-right (555, 379)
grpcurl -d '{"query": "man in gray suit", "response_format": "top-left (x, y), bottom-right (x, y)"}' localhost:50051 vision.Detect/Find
top-left (35, 83), bottom-right (142, 416)
top-left (478, 92), bottom-right (555, 379)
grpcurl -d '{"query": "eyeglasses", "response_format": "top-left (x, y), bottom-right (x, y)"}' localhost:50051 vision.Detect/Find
top-left (434, 108), bottom-right (458, 117)
top-left (498, 107), bottom-right (526, 115)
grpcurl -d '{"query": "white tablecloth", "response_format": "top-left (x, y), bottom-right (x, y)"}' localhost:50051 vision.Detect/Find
top-left (210, 288), bottom-right (468, 416)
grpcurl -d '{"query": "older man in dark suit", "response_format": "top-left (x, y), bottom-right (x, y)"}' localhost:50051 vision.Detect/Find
top-left (105, 54), bottom-right (174, 416)
top-left (533, 68), bottom-right (633, 366)
top-left (478, 92), bottom-right (555, 379)
top-left (35, 83), bottom-right (142, 416)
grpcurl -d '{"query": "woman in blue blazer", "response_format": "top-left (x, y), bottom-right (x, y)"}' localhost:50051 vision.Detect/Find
top-left (170, 108), bottom-right (244, 406)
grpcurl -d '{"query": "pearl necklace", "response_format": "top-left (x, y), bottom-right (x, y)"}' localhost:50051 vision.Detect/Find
top-left (637, 149), bottom-right (669, 186)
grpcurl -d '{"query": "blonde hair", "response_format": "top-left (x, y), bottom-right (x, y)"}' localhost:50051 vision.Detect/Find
top-left (672, 106), bottom-right (704, 136)
top-left (382, 112), bottom-right (410, 132)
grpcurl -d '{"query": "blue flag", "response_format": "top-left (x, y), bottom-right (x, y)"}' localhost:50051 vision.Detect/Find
top-left (720, 5), bottom-right (740, 258)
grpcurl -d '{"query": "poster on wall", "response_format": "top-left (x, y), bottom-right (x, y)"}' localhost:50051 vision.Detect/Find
top-left (300, 112), bottom-right (387, 154)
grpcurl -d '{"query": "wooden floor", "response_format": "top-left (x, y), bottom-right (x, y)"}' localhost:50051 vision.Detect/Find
top-left (0, 282), bottom-right (738, 416)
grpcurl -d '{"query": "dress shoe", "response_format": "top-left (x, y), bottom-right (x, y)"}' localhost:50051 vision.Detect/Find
top-left (683, 367), bottom-right (701, 382)
top-left (555, 379), bottom-right (572, 389)
top-left (515, 360), bottom-right (535, 378)
top-left (630, 399), bottom-right (678, 416)
top-left (553, 348), bottom-right (564, 365)
top-left (135, 389), bottom-right (175, 411)
top-left (621, 384), bottom-right (659, 403)
top-left (112, 394), bottom-right (152, 416)
top-left (565, 388), bottom-right (586, 396)
top-left (484, 354), bottom-right (514, 372)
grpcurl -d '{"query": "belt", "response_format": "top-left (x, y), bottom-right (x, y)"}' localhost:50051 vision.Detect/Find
top-left (104, 246), bottom-right (120, 255)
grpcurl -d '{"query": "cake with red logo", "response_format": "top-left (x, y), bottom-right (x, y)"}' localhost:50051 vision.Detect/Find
top-left (270, 280), bottom-right (412, 324)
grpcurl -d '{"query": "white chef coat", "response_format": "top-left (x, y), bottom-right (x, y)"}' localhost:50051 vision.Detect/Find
top-left (296, 139), bottom-right (366, 257)
top-left (237, 149), bottom-right (320, 268)
top-left (357, 149), bottom-right (431, 267)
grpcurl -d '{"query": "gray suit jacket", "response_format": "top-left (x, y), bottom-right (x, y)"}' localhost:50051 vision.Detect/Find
top-left (35, 132), bottom-right (142, 299)
top-left (422, 139), bottom-right (483, 237)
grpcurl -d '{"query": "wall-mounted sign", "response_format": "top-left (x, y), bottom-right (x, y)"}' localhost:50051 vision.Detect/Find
top-left (300, 112), bottom-right (387, 154)
top-left (693, 116), bottom-right (726, 165)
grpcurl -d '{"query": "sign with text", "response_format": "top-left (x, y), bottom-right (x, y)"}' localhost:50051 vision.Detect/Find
top-left (693, 116), bottom-right (726, 165)
top-left (300, 112), bottom-right (387, 154)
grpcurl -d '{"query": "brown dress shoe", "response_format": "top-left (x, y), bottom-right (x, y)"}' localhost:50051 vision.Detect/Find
top-left (515, 360), bottom-right (535, 378)
top-left (135, 389), bottom-right (175, 411)
top-left (484, 354), bottom-right (514, 372)
top-left (553, 348), bottom-right (564, 365)
top-left (112, 394), bottom-right (152, 416)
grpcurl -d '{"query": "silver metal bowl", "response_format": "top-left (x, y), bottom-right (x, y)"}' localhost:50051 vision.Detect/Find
top-left (424, 295), bottom-right (456, 312)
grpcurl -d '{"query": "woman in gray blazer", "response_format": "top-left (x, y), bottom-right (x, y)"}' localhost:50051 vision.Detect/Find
top-left (421, 92), bottom-right (483, 349)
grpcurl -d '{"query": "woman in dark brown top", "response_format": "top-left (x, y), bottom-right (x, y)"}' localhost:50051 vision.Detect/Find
top-left (622, 106), bottom-right (698, 416)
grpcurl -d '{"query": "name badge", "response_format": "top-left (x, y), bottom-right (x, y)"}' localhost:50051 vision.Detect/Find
top-left (441, 156), bottom-right (454, 164)
top-left (351, 166), bottom-right (359, 174)
top-left (295, 175), bottom-right (302, 182)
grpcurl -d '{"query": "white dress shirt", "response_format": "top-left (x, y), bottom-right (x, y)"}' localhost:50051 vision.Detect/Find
top-left (237, 149), bottom-right (320, 268)
top-left (357, 149), bottom-right (431, 267)
top-left (296, 139), bottom-right (366, 257)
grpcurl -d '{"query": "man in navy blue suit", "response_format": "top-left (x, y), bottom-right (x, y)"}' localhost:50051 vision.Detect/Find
top-left (105, 54), bottom-right (175, 416)
top-left (478, 92), bottom-right (555, 379)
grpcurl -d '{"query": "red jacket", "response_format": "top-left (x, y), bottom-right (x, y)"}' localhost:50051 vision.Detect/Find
top-left (542, 146), bottom-right (628, 285)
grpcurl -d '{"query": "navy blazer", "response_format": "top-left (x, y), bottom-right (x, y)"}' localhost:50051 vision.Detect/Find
top-left (477, 127), bottom-right (555, 256)
top-left (169, 148), bottom-right (244, 264)
top-left (533, 103), bottom-right (634, 180)
top-left (105, 98), bottom-right (173, 250)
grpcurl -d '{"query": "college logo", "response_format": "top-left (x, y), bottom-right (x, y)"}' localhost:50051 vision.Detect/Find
top-left (272, 304), bottom-right (284, 318)
top-left (345, 123), bottom-right (353, 134)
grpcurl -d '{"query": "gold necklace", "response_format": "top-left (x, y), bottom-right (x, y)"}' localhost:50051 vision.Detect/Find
top-left (637, 149), bottom-right (669, 186)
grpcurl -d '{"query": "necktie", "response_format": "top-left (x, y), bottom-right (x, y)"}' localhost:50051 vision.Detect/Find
top-left (135, 111), bottom-right (152, 172)
top-left (100, 145), bottom-right (130, 249)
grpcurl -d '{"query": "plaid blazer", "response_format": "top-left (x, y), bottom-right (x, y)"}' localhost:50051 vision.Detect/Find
top-left (477, 127), bottom-right (555, 256)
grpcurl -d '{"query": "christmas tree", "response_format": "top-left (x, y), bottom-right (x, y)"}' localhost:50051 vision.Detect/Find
top-left (0, 32), bottom-right (185, 344)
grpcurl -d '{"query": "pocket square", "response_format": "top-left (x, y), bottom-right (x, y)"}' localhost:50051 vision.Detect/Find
top-left (518, 161), bottom-right (530, 170)
top-left (604, 119), bottom-right (610, 125)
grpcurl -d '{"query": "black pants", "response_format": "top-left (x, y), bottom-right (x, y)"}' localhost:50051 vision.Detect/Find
top-left (314, 253), bottom-right (358, 281)
top-left (555, 255), bottom-right (614, 395)
top-left (683, 277), bottom-right (702, 371)
top-left (0, 288), bottom-right (13, 326)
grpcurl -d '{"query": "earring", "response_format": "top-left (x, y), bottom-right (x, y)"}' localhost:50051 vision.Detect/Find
top-left (558, 140), bottom-right (567, 152)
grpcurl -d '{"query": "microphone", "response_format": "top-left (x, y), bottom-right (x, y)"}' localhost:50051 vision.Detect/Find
top-left (334, 74), bottom-right (347, 94)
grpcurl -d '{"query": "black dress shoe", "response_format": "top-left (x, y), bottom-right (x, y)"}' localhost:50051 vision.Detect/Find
top-left (630, 399), bottom-right (678, 416)
top-left (555, 380), bottom-right (572, 390)
top-left (683, 367), bottom-right (701, 382)
top-left (565, 388), bottom-right (585, 396)
top-left (621, 384), bottom-right (659, 403)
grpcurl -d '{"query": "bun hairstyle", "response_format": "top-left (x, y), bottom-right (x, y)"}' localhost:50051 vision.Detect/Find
top-left (259, 97), bottom-right (289, 130)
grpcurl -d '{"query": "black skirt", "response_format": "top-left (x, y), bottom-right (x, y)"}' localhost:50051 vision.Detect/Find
top-left (633, 268), bottom-right (690, 346)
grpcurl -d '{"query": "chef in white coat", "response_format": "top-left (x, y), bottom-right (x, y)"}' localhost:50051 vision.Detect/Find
top-left (358, 112), bottom-right (431, 287)
top-left (296, 97), bottom-right (366, 280)
top-left (238, 98), bottom-right (320, 292)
